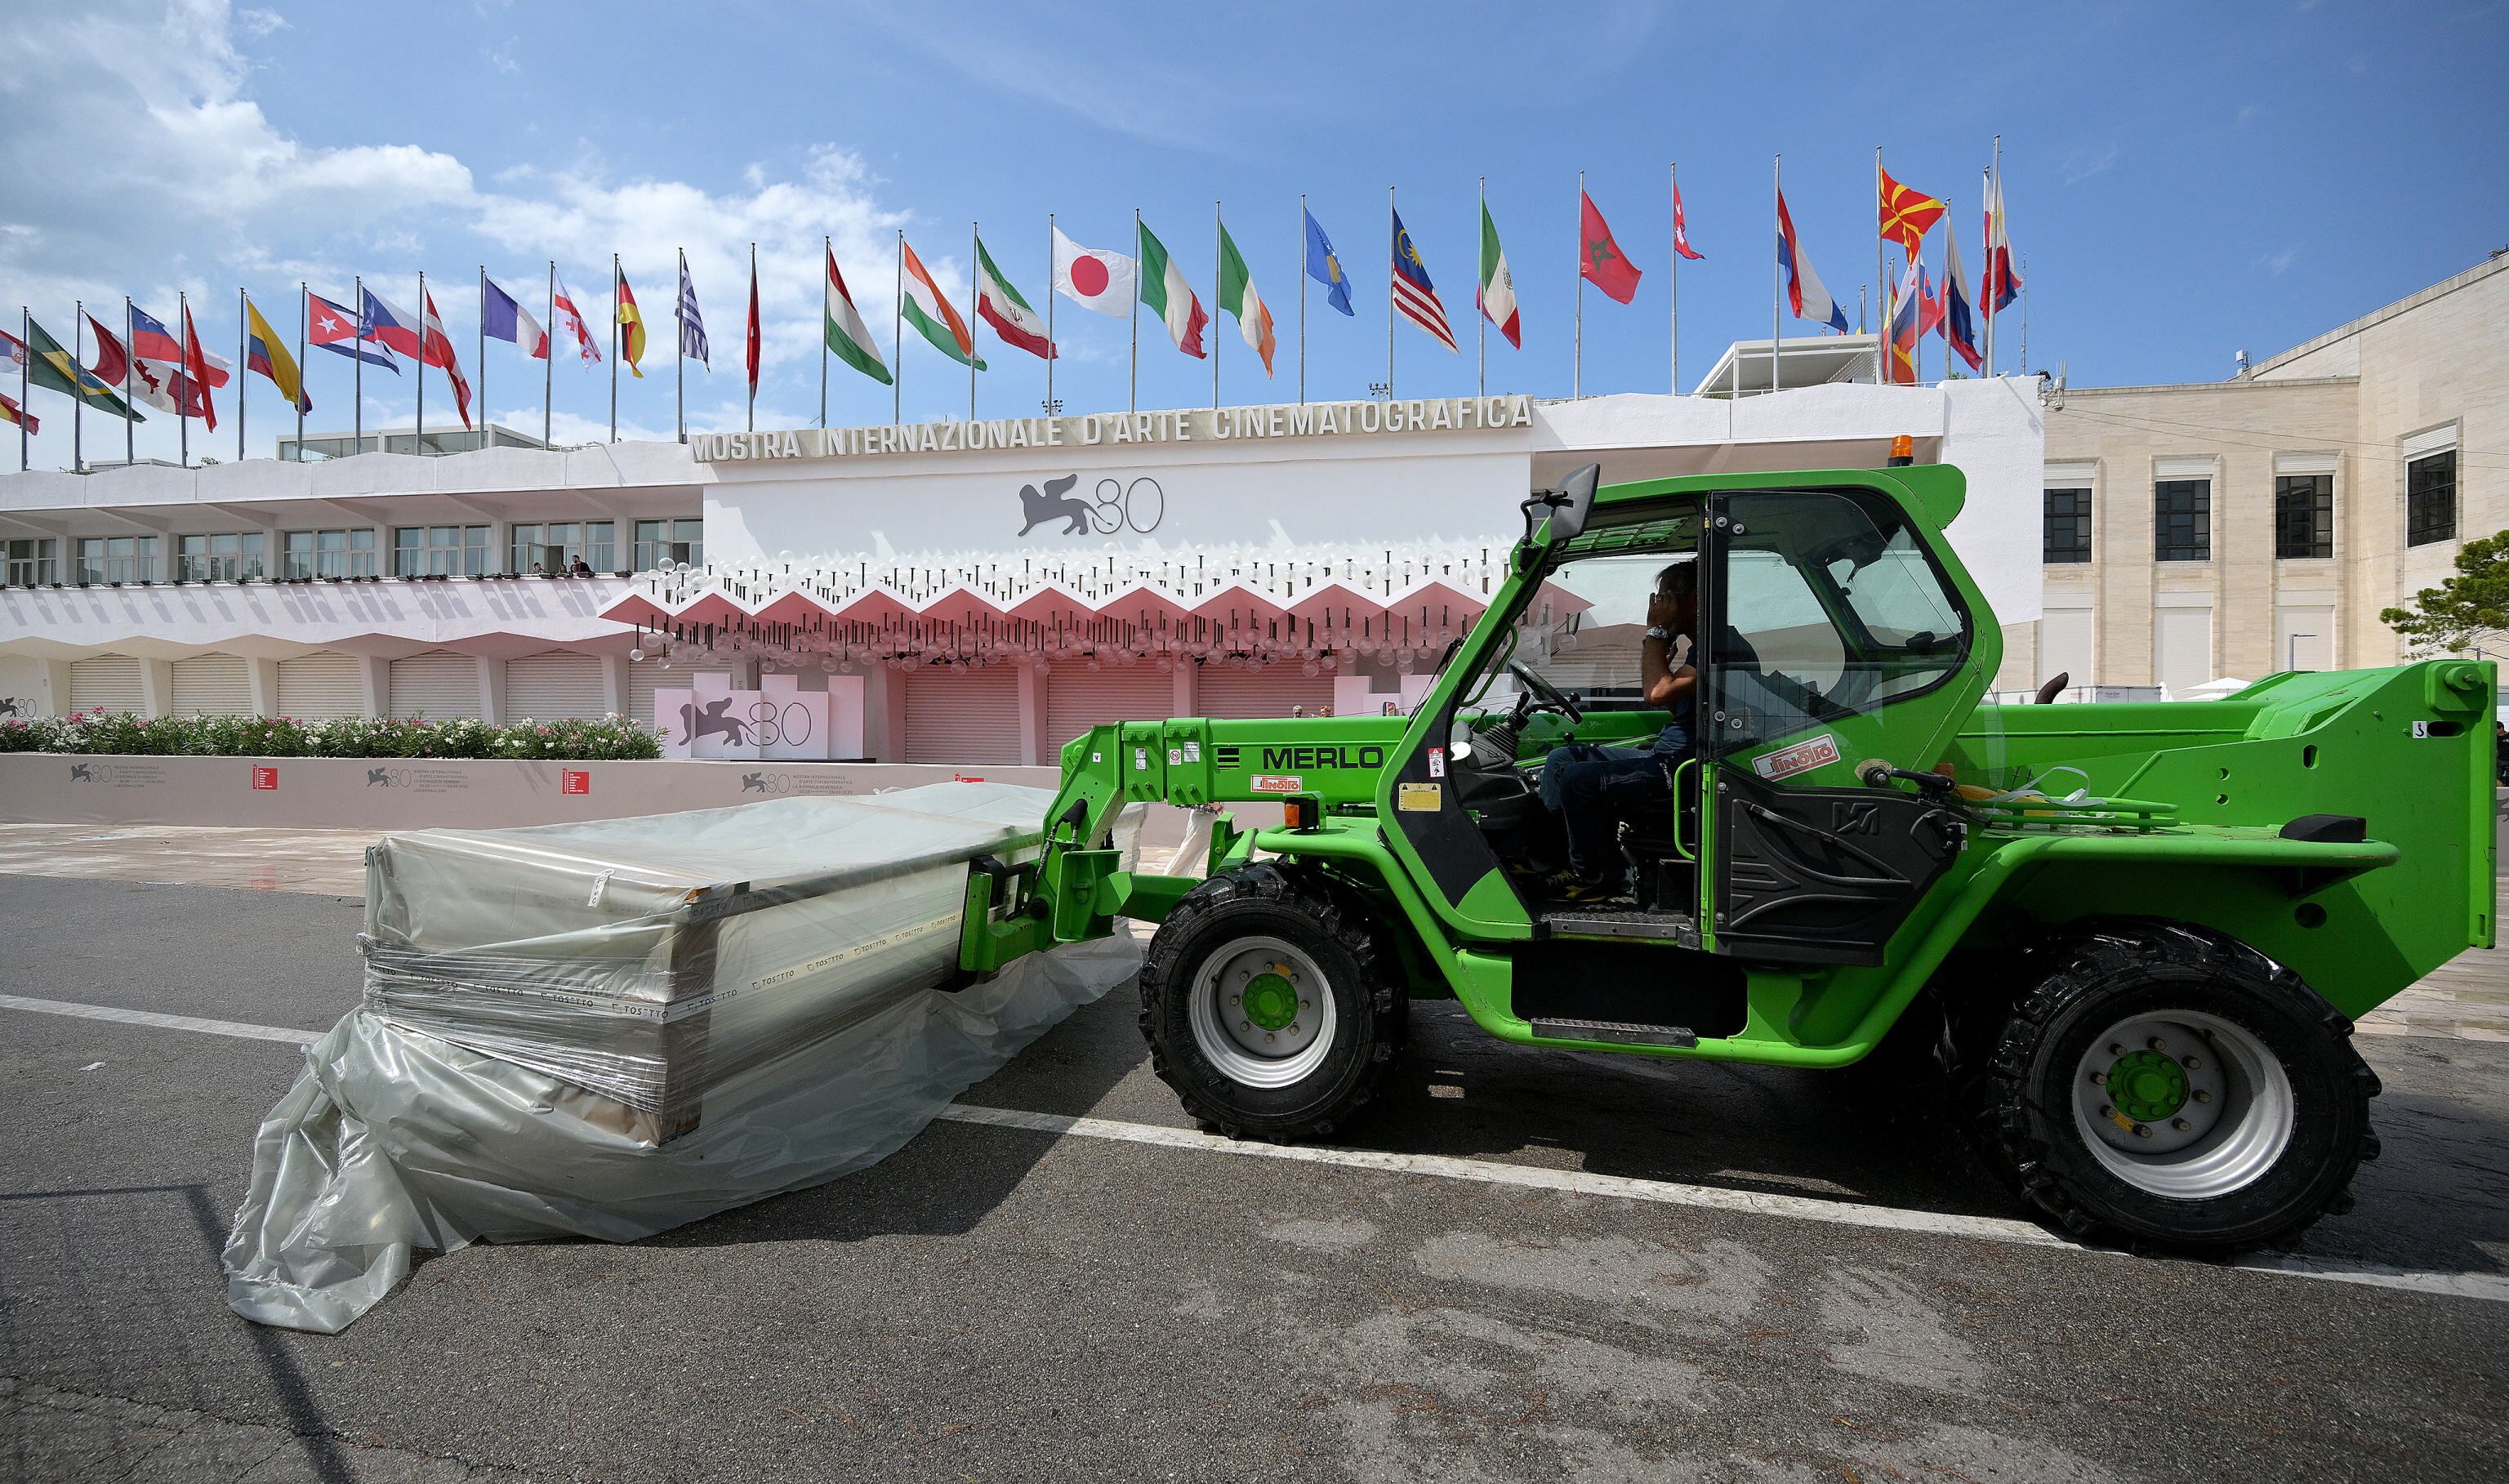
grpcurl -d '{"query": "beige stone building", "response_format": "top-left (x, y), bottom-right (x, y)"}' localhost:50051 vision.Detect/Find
top-left (2019, 252), bottom-right (2507, 696)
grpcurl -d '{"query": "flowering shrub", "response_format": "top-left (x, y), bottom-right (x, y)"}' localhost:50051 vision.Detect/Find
top-left (0, 711), bottom-right (662, 760)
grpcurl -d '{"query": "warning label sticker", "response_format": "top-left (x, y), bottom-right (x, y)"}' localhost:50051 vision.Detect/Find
top-left (1397, 782), bottom-right (1443, 812)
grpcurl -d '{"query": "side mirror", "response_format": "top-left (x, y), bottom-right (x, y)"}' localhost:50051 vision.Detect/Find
top-left (1517, 462), bottom-right (1602, 555)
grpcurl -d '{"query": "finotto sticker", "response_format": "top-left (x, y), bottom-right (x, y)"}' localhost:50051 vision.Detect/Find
top-left (1752, 734), bottom-right (1840, 781)
top-left (1250, 775), bottom-right (1304, 795)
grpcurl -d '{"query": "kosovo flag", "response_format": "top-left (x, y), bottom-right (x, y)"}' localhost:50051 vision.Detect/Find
top-left (1304, 208), bottom-right (1354, 317)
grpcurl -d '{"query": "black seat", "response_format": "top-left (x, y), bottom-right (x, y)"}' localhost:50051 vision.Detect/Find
top-left (1616, 756), bottom-right (1697, 911)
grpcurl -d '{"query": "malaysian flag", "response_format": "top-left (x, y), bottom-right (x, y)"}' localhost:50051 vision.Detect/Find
top-left (1390, 209), bottom-right (1457, 353)
top-left (676, 253), bottom-right (710, 367)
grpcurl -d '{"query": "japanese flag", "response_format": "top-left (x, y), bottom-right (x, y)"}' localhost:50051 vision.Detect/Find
top-left (1052, 226), bottom-right (1136, 317)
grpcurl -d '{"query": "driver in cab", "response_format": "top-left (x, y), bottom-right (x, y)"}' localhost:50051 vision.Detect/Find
top-left (1535, 560), bottom-right (1701, 903)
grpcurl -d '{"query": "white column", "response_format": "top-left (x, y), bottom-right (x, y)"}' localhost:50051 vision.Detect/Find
top-left (359, 655), bottom-right (390, 718)
top-left (1016, 660), bottom-right (1045, 765)
top-left (137, 658), bottom-right (174, 719)
top-left (1171, 660), bottom-right (1195, 719)
top-left (244, 656), bottom-right (279, 717)
top-left (478, 654), bottom-right (506, 724)
top-left (40, 658), bottom-right (70, 718)
top-left (599, 653), bottom-right (630, 719)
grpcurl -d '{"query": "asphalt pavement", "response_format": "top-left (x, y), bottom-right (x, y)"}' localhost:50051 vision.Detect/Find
top-left (3, 870), bottom-right (2507, 1482)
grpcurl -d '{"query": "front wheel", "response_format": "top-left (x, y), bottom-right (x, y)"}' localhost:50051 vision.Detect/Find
top-left (1139, 863), bottom-right (1404, 1141)
top-left (1964, 919), bottom-right (2380, 1253)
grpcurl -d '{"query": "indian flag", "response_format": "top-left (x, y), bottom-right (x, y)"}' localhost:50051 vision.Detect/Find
top-left (900, 237), bottom-right (985, 369)
top-left (975, 237), bottom-right (1054, 359)
top-left (824, 245), bottom-right (891, 385)
top-left (1478, 203), bottom-right (1521, 349)
top-left (1136, 219), bottom-right (1209, 359)
top-left (1215, 221), bottom-right (1274, 376)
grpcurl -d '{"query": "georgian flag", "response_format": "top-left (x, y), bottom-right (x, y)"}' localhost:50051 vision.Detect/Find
top-left (551, 273), bottom-right (603, 367)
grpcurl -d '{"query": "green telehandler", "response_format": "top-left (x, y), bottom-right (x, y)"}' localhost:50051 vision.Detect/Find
top-left (959, 460), bottom-right (2495, 1251)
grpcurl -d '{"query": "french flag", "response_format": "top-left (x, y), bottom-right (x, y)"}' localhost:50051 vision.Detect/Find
top-left (482, 276), bottom-right (548, 359)
top-left (1775, 189), bottom-right (1851, 336)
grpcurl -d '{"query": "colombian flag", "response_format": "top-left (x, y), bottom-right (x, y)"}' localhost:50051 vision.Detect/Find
top-left (244, 296), bottom-right (310, 414)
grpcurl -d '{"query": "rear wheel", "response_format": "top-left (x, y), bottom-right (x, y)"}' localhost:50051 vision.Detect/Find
top-left (1139, 862), bottom-right (1403, 1141)
top-left (1963, 919), bottom-right (2379, 1252)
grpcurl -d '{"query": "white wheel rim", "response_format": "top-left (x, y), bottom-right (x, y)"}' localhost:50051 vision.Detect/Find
top-left (2070, 1009), bottom-right (2295, 1200)
top-left (1185, 934), bottom-right (1339, 1090)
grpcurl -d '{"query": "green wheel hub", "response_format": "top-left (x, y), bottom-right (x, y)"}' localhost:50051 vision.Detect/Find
top-left (2106, 1049), bottom-right (2190, 1122)
top-left (1241, 969), bottom-right (1300, 1032)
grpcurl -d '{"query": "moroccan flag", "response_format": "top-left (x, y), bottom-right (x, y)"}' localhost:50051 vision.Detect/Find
top-left (1214, 221), bottom-right (1274, 375)
top-left (1477, 202), bottom-right (1520, 348)
top-left (244, 296), bottom-right (310, 414)
top-left (976, 236), bottom-right (1054, 359)
top-left (617, 270), bottom-right (647, 378)
top-left (1878, 167), bottom-right (1945, 256)
top-left (823, 246), bottom-right (891, 385)
top-left (900, 236), bottom-right (984, 368)
top-left (1136, 219), bottom-right (1209, 359)
top-left (181, 300), bottom-right (217, 430)
top-left (1578, 190), bottom-right (1642, 305)
top-left (7, 319), bottom-right (144, 421)
top-left (0, 390), bottom-right (34, 435)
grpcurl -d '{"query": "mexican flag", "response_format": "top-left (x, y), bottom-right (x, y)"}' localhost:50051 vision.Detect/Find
top-left (1478, 203), bottom-right (1521, 349)
top-left (1215, 221), bottom-right (1275, 376)
top-left (824, 245), bottom-right (891, 385)
top-left (975, 237), bottom-right (1054, 359)
top-left (899, 237), bottom-right (985, 370)
top-left (1136, 219), bottom-right (1208, 359)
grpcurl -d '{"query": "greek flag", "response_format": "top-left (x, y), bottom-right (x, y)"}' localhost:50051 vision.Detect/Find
top-left (676, 256), bottom-right (710, 368)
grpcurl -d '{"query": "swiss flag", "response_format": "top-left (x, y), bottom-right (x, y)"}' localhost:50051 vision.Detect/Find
top-left (1579, 191), bottom-right (1642, 305)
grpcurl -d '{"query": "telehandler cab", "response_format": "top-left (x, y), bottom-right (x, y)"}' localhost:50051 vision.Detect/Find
top-left (960, 460), bottom-right (2494, 1251)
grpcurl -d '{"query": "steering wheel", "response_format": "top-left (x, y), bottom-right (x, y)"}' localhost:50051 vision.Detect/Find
top-left (1508, 662), bottom-right (1584, 725)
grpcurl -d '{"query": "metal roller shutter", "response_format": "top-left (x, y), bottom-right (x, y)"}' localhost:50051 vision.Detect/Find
top-left (903, 665), bottom-right (1022, 764)
top-left (277, 653), bottom-right (366, 719)
top-left (389, 652), bottom-right (484, 720)
top-left (1044, 665), bottom-right (1174, 754)
top-left (172, 654), bottom-right (252, 717)
top-left (69, 655), bottom-right (145, 715)
top-left (1195, 664), bottom-right (1335, 720)
top-left (628, 658), bottom-right (739, 731)
top-left (506, 651), bottom-right (609, 720)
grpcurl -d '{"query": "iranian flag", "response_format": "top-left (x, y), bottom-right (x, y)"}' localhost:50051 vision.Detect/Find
top-left (1477, 202), bottom-right (1521, 348)
top-left (900, 236), bottom-right (986, 369)
top-left (1136, 219), bottom-right (1208, 359)
top-left (1215, 221), bottom-right (1274, 375)
top-left (975, 237), bottom-right (1054, 359)
top-left (824, 245), bottom-right (891, 385)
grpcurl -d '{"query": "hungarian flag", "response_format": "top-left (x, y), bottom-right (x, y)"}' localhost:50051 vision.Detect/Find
top-left (1214, 221), bottom-right (1274, 375)
top-left (745, 256), bottom-right (761, 396)
top-left (1673, 178), bottom-right (1704, 261)
top-left (1578, 190), bottom-right (1642, 305)
top-left (899, 236), bottom-right (984, 368)
top-left (1052, 226), bottom-right (1135, 317)
top-left (976, 236), bottom-right (1054, 359)
top-left (617, 270), bottom-right (647, 378)
top-left (1878, 167), bottom-right (1945, 256)
top-left (1136, 219), bottom-right (1208, 359)
top-left (243, 295), bottom-right (310, 414)
top-left (1477, 202), bottom-right (1520, 348)
top-left (181, 299), bottom-right (217, 430)
top-left (823, 245), bottom-right (891, 385)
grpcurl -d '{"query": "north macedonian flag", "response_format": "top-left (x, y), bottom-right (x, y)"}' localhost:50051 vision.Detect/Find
top-left (1878, 167), bottom-right (1945, 256)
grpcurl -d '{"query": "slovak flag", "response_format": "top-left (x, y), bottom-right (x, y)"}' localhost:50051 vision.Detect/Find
top-left (306, 293), bottom-right (399, 372)
top-left (1775, 189), bottom-right (1850, 336)
top-left (481, 276), bottom-right (549, 359)
top-left (1939, 221), bottom-right (1983, 372)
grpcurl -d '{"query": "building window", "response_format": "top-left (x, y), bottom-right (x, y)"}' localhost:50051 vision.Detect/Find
top-left (635, 519), bottom-right (704, 571)
top-left (510, 521), bottom-right (617, 575)
top-left (2154, 479), bottom-right (2211, 562)
top-left (2407, 451), bottom-right (2458, 547)
top-left (176, 532), bottom-right (266, 582)
top-left (5, 537), bottom-right (59, 586)
top-left (76, 536), bottom-right (158, 584)
top-left (283, 528), bottom-right (378, 579)
top-left (393, 525), bottom-right (492, 577)
top-left (2274, 475), bottom-right (2333, 559)
top-left (2043, 488), bottom-right (2092, 564)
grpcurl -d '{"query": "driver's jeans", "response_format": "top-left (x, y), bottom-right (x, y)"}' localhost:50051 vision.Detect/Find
top-left (1539, 727), bottom-right (1691, 881)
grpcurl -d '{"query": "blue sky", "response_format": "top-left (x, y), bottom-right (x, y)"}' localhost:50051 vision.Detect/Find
top-left (5, 0), bottom-right (2505, 467)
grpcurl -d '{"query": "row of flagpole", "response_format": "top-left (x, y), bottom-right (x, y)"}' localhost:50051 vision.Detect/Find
top-left (10, 154), bottom-right (2023, 470)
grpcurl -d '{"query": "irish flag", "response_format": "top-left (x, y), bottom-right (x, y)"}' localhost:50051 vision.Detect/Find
top-left (1215, 221), bottom-right (1274, 375)
top-left (975, 237), bottom-right (1054, 359)
top-left (824, 245), bottom-right (890, 385)
top-left (1136, 219), bottom-right (1208, 359)
top-left (900, 236), bottom-right (985, 369)
top-left (1477, 203), bottom-right (1520, 349)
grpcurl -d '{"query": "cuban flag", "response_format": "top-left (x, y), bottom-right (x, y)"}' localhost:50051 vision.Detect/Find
top-left (306, 293), bottom-right (399, 372)
top-left (481, 277), bottom-right (549, 359)
top-left (1939, 221), bottom-right (1983, 372)
top-left (1774, 189), bottom-right (1851, 336)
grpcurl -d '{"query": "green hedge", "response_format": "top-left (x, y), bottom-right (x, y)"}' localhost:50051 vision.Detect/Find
top-left (0, 711), bottom-right (662, 760)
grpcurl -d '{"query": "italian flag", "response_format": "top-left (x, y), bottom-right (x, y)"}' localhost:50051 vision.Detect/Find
top-left (1215, 221), bottom-right (1275, 376)
top-left (824, 246), bottom-right (891, 385)
top-left (1478, 203), bottom-right (1521, 349)
top-left (975, 237), bottom-right (1054, 359)
top-left (900, 237), bottom-right (986, 369)
top-left (1136, 219), bottom-right (1209, 359)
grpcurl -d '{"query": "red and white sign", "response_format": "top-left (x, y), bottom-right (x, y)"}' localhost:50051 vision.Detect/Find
top-left (250, 765), bottom-right (279, 791)
top-left (1751, 733), bottom-right (1841, 782)
top-left (560, 769), bottom-right (590, 795)
top-left (1250, 774), bottom-right (1304, 795)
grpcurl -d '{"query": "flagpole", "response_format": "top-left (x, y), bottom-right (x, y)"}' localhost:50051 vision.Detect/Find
top-left (969, 219), bottom-right (980, 421)
top-left (608, 254), bottom-right (619, 443)
top-left (1212, 198), bottom-right (1221, 412)
top-left (675, 247), bottom-right (686, 444)
top-left (237, 285), bottom-right (247, 462)
top-left (1573, 168), bottom-right (1583, 400)
top-left (1384, 185), bottom-right (1394, 401)
top-left (177, 291), bottom-right (189, 468)
top-left (1296, 194), bottom-right (1306, 405)
top-left (893, 229), bottom-right (903, 425)
top-left (296, 283), bottom-right (308, 460)
top-left (1128, 208), bottom-right (1139, 415)
top-left (1668, 162), bottom-right (1679, 395)
top-left (1986, 136), bottom-right (2002, 377)
top-left (544, 260), bottom-right (555, 446)
top-left (17, 305), bottom-right (27, 472)
top-left (352, 277), bottom-right (364, 452)
top-left (415, 270), bottom-right (426, 456)
top-left (1044, 215), bottom-right (1056, 414)
top-left (1475, 176), bottom-right (1485, 400)
top-left (73, 300), bottom-right (85, 474)
top-left (477, 265), bottom-right (488, 450)
top-left (748, 241), bottom-right (757, 433)
top-left (1874, 148), bottom-right (1886, 377)
top-left (123, 297), bottom-right (136, 466)
top-left (1770, 156), bottom-right (1781, 396)
top-left (2020, 252), bottom-right (2030, 372)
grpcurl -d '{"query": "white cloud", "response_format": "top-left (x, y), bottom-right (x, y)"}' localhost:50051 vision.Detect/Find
top-left (2255, 245), bottom-right (2299, 276)
top-left (2060, 145), bottom-right (2119, 185)
top-left (235, 7), bottom-right (285, 37)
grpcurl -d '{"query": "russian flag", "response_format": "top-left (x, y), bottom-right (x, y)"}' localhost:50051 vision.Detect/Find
top-left (482, 276), bottom-right (549, 359)
top-left (1940, 221), bottom-right (1983, 372)
top-left (1775, 189), bottom-right (1850, 336)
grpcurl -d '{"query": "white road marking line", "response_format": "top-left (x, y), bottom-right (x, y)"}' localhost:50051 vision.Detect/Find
top-left (5, 992), bottom-right (2505, 1304)
top-left (0, 994), bottom-right (323, 1046)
